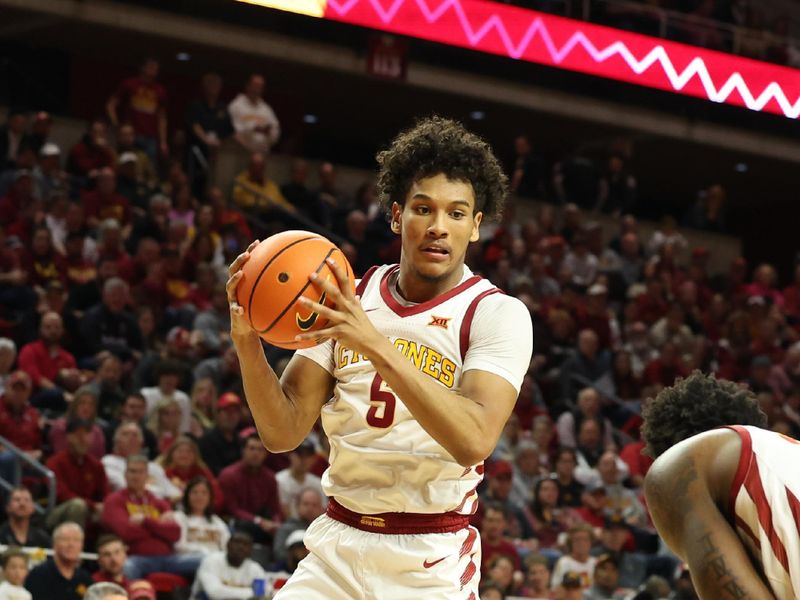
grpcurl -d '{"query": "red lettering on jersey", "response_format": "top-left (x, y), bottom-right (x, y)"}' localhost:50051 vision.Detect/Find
top-left (428, 315), bottom-right (451, 329)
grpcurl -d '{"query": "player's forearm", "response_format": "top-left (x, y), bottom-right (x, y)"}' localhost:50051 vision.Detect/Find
top-left (232, 332), bottom-right (306, 451)
top-left (369, 338), bottom-right (493, 466)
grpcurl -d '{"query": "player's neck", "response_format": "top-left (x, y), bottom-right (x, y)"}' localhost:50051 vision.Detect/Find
top-left (396, 263), bottom-right (465, 304)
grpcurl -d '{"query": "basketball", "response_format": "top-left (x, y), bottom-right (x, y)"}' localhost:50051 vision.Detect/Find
top-left (236, 230), bottom-right (355, 349)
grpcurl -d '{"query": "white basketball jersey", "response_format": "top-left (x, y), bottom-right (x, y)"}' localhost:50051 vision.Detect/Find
top-left (727, 425), bottom-right (800, 599)
top-left (297, 263), bottom-right (529, 516)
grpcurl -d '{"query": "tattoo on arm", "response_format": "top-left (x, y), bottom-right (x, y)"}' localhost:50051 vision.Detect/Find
top-left (696, 532), bottom-right (750, 599)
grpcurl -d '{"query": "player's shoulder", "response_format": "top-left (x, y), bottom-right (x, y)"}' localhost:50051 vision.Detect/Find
top-left (471, 288), bottom-right (531, 323)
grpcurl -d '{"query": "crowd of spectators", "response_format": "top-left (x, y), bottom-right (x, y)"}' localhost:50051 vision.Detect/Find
top-left (0, 54), bottom-right (796, 600)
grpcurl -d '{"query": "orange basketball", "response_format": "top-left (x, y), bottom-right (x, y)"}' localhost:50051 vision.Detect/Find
top-left (236, 230), bottom-right (355, 349)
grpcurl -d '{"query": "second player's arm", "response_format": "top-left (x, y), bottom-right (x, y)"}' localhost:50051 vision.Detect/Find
top-left (644, 431), bottom-right (776, 600)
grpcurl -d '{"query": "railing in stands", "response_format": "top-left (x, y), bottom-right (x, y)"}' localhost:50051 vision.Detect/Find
top-left (0, 434), bottom-right (57, 517)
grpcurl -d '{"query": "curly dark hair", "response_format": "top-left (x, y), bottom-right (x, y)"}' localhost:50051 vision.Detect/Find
top-left (642, 370), bottom-right (767, 459)
top-left (376, 116), bottom-right (508, 220)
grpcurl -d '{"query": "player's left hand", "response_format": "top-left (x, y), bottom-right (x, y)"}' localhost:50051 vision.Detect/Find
top-left (295, 258), bottom-right (383, 354)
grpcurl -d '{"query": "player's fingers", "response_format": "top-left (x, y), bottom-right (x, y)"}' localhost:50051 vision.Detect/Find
top-left (295, 326), bottom-right (337, 342)
top-left (227, 240), bottom-right (259, 276)
top-left (325, 258), bottom-right (353, 298)
top-left (247, 239), bottom-right (260, 252)
top-left (309, 272), bottom-right (344, 303)
top-left (226, 271), bottom-right (244, 303)
top-left (297, 297), bottom-right (338, 320)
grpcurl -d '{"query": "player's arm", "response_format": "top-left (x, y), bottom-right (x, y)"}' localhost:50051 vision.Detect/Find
top-left (644, 435), bottom-right (776, 600)
top-left (297, 259), bottom-right (530, 467)
top-left (228, 242), bottom-right (333, 453)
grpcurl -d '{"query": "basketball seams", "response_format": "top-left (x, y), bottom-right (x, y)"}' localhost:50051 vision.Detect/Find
top-left (258, 246), bottom-right (339, 336)
top-left (244, 235), bottom-right (320, 329)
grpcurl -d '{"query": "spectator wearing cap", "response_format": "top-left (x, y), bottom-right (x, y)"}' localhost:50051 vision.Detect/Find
top-left (0, 108), bottom-right (28, 171)
top-left (582, 554), bottom-right (628, 600)
top-left (45, 414), bottom-right (110, 530)
top-left (106, 58), bottom-right (168, 163)
top-left (173, 476), bottom-right (229, 557)
top-left (116, 152), bottom-right (149, 213)
top-left (140, 359), bottom-right (191, 434)
top-left (160, 436), bottom-right (224, 512)
top-left (79, 278), bottom-right (143, 360)
top-left (191, 530), bottom-right (266, 600)
top-left (272, 487), bottom-right (324, 562)
top-left (0, 371), bottom-right (42, 479)
top-left (559, 330), bottom-right (612, 405)
top-left (18, 311), bottom-right (78, 405)
top-left (93, 534), bottom-right (129, 587)
top-left (102, 455), bottom-right (198, 581)
top-left (33, 142), bottom-right (66, 202)
top-left (228, 74), bottom-right (280, 154)
top-left (219, 433), bottom-right (282, 544)
top-left (0, 486), bottom-right (50, 550)
top-left (25, 522), bottom-right (93, 600)
top-left (102, 422), bottom-right (181, 501)
top-left (480, 459), bottom-right (533, 540)
top-left (127, 580), bottom-right (156, 600)
top-left (479, 502), bottom-right (521, 575)
top-left (198, 392), bottom-right (243, 475)
top-left (66, 119), bottom-right (115, 181)
top-left (275, 439), bottom-right (325, 519)
top-left (116, 124), bottom-right (156, 191)
top-left (552, 524), bottom-right (597, 589)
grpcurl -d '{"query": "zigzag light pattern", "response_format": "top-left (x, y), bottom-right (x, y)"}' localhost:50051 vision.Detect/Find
top-left (322, 0), bottom-right (800, 119)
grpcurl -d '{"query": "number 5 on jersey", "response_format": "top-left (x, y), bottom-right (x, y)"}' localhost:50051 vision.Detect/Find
top-left (367, 374), bottom-right (396, 428)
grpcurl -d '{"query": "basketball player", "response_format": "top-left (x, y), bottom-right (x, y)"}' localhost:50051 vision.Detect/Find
top-left (642, 371), bottom-right (791, 599)
top-left (226, 117), bottom-right (533, 598)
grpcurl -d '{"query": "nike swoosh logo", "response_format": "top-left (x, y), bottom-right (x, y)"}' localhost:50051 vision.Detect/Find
top-left (423, 556), bottom-right (447, 569)
top-left (296, 290), bottom-right (327, 331)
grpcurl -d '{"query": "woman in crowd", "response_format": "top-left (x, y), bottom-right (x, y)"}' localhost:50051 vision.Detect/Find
top-left (49, 387), bottom-right (106, 458)
top-left (160, 435), bottom-right (223, 512)
top-left (173, 476), bottom-right (230, 558)
top-left (148, 397), bottom-right (183, 456)
top-left (189, 377), bottom-right (217, 438)
top-left (524, 477), bottom-right (580, 551)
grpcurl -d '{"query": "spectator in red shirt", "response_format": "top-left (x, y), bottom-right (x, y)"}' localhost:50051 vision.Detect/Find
top-left (0, 370), bottom-right (42, 457)
top-left (218, 432), bottom-right (282, 545)
top-left (480, 502), bottom-right (522, 575)
top-left (83, 170), bottom-right (131, 230)
top-left (106, 58), bottom-right (168, 163)
top-left (92, 534), bottom-right (129, 588)
top-left (66, 119), bottom-right (115, 180)
top-left (101, 454), bottom-right (199, 580)
top-left (18, 311), bottom-right (78, 396)
top-left (45, 416), bottom-right (110, 531)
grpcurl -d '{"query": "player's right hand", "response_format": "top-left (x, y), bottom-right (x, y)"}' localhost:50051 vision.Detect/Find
top-left (227, 239), bottom-right (260, 339)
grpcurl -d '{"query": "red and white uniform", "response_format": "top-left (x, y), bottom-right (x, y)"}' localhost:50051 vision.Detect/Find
top-left (276, 264), bottom-right (533, 600)
top-left (727, 425), bottom-right (800, 599)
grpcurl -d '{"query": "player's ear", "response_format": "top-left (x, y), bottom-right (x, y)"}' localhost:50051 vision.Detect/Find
top-left (470, 211), bottom-right (483, 243)
top-left (390, 202), bottom-right (402, 234)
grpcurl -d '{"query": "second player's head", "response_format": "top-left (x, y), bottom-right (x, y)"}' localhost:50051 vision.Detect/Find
top-left (642, 370), bottom-right (767, 459)
top-left (377, 116), bottom-right (507, 284)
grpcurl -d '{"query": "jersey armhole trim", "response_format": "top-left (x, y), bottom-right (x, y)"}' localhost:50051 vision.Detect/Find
top-left (356, 265), bottom-right (380, 296)
top-left (725, 425), bottom-right (753, 519)
top-left (459, 288), bottom-right (503, 361)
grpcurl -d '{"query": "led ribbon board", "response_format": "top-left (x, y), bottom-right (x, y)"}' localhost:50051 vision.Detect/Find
top-left (238, 0), bottom-right (800, 119)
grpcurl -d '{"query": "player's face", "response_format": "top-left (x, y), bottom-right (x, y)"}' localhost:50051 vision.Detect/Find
top-left (392, 174), bottom-right (482, 289)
